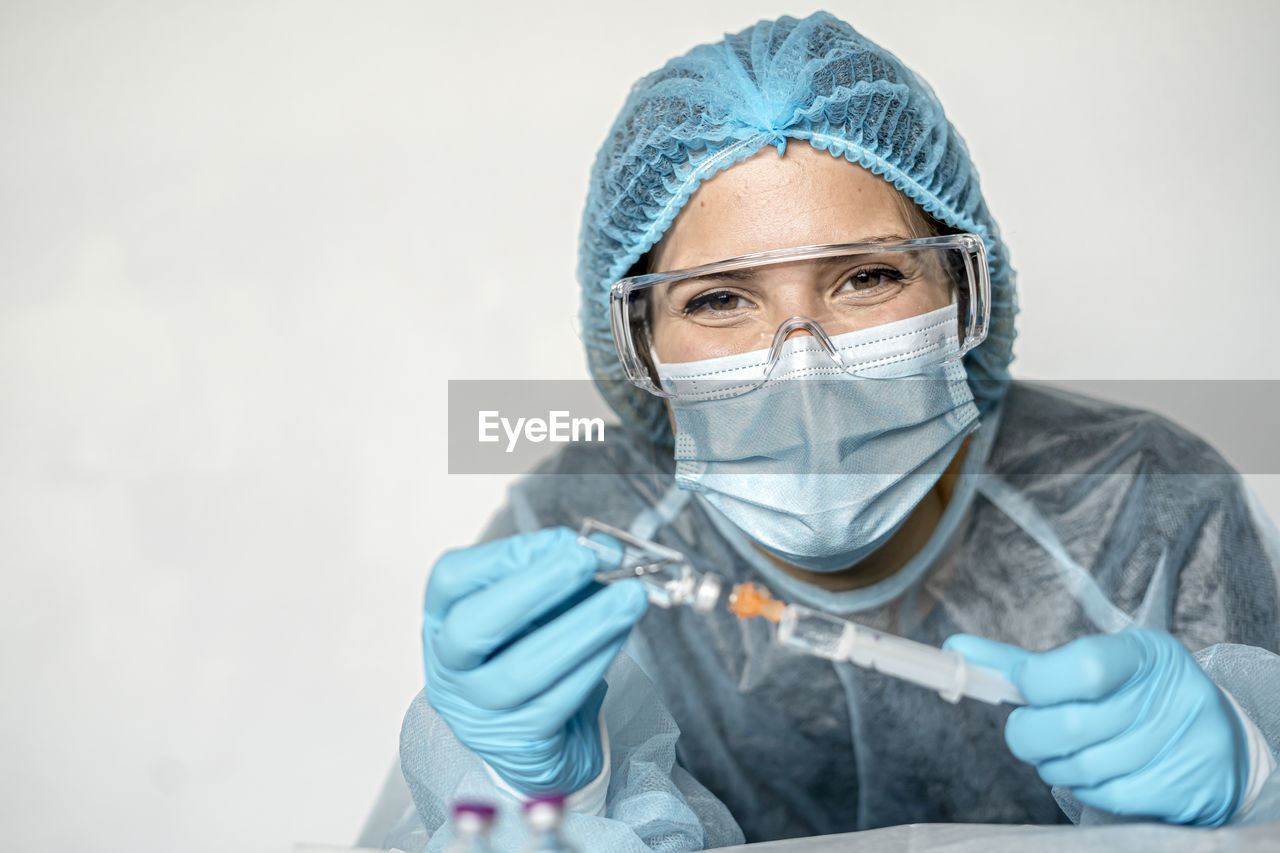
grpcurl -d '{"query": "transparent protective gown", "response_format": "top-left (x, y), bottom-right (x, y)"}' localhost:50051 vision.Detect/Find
top-left (389, 384), bottom-right (1280, 851)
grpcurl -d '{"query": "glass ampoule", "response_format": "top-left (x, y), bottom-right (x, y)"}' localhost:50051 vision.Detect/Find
top-left (578, 518), bottom-right (722, 612)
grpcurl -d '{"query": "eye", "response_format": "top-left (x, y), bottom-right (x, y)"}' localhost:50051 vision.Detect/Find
top-left (839, 266), bottom-right (905, 292)
top-left (683, 289), bottom-right (753, 315)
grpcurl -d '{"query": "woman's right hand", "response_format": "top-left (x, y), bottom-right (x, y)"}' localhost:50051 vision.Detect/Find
top-left (421, 527), bottom-right (648, 796)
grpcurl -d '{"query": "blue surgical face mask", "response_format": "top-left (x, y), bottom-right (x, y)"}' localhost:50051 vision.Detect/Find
top-left (654, 305), bottom-right (980, 572)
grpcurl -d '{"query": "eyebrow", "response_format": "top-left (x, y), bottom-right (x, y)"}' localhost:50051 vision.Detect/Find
top-left (854, 233), bottom-right (913, 244)
top-left (686, 269), bottom-right (757, 284)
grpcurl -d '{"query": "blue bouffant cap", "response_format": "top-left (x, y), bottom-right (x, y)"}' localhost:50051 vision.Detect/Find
top-left (578, 12), bottom-right (1016, 443)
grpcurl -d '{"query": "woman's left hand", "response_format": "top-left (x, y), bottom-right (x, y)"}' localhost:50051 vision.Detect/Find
top-left (944, 628), bottom-right (1249, 826)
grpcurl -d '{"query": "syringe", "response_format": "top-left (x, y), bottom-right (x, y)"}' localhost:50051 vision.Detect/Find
top-left (576, 518), bottom-right (1024, 706)
top-left (730, 582), bottom-right (1026, 706)
top-left (577, 518), bottom-right (723, 612)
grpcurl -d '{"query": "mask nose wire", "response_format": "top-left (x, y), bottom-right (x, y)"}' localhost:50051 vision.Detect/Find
top-left (763, 316), bottom-right (847, 377)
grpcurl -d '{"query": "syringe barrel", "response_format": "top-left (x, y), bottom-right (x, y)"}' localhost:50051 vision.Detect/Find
top-left (846, 626), bottom-right (961, 693)
top-left (777, 605), bottom-right (855, 661)
top-left (962, 662), bottom-right (1027, 706)
top-left (779, 604), bottom-right (1025, 705)
top-left (847, 625), bottom-right (1026, 704)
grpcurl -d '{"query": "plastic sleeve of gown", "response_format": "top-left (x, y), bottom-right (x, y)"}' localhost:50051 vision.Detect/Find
top-left (396, 501), bottom-right (746, 853)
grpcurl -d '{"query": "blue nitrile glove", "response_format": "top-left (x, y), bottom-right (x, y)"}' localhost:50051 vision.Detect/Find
top-left (944, 628), bottom-right (1249, 826)
top-left (422, 527), bottom-right (649, 795)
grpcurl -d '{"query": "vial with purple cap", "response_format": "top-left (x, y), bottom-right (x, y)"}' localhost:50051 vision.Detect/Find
top-left (521, 794), bottom-right (577, 852)
top-left (445, 801), bottom-right (496, 853)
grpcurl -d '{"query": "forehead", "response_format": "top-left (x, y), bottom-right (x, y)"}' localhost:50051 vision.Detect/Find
top-left (654, 142), bottom-right (917, 272)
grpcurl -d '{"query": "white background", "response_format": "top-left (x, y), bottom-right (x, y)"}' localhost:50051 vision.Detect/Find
top-left (3, 2), bottom-right (1279, 851)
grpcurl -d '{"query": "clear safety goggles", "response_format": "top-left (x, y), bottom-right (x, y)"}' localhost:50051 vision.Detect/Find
top-left (609, 234), bottom-right (991, 400)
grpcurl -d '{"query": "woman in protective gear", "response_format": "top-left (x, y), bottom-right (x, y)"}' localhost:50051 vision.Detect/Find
top-left (390, 12), bottom-right (1280, 850)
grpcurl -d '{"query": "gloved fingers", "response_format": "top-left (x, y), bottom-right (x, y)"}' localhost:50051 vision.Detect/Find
top-left (1067, 769), bottom-right (1197, 824)
top-left (1027, 722), bottom-right (1166, 789)
top-left (514, 636), bottom-right (629, 740)
top-left (461, 580), bottom-right (648, 711)
top-left (432, 535), bottom-right (602, 672)
top-left (1004, 690), bottom-right (1145, 763)
top-left (424, 528), bottom-right (593, 625)
top-left (943, 634), bottom-right (1033, 681)
top-left (1013, 631), bottom-right (1147, 705)
top-left (425, 630), bottom-right (625, 748)
top-left (1067, 777), bottom-right (1147, 820)
top-left (578, 679), bottom-right (609, 723)
top-left (1069, 718), bottom-right (1244, 827)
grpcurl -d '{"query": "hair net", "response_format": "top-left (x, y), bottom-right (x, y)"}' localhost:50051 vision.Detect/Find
top-left (577, 11), bottom-right (1016, 443)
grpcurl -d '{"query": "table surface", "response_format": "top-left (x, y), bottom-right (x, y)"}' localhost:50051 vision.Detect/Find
top-left (296, 819), bottom-right (1280, 853)
top-left (714, 821), bottom-right (1280, 853)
